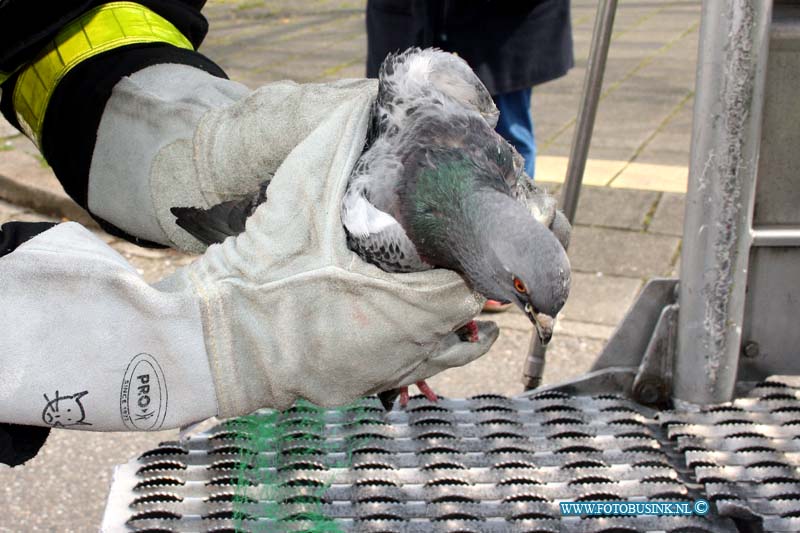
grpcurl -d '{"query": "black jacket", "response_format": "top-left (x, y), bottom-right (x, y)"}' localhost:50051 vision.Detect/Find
top-left (366, 0), bottom-right (574, 95)
top-left (0, 0), bottom-right (210, 77)
top-left (0, 0), bottom-right (225, 246)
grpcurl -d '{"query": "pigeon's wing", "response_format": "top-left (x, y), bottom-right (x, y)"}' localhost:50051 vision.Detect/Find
top-left (346, 217), bottom-right (430, 272)
top-left (342, 147), bottom-right (430, 273)
top-left (171, 179), bottom-right (270, 245)
top-left (522, 185), bottom-right (558, 229)
top-left (508, 164), bottom-right (572, 250)
top-left (549, 210), bottom-right (571, 250)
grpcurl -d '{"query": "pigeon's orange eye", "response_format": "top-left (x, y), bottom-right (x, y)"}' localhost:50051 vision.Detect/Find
top-left (513, 277), bottom-right (527, 294)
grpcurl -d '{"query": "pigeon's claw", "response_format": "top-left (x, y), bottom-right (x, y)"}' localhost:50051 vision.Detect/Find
top-left (466, 320), bottom-right (479, 343)
top-left (416, 380), bottom-right (439, 403)
top-left (456, 320), bottom-right (480, 343)
top-left (396, 381), bottom-right (438, 409)
top-left (399, 387), bottom-right (410, 408)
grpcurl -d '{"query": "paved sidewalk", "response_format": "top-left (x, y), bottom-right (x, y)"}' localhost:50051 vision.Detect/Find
top-left (0, 1), bottom-right (699, 530)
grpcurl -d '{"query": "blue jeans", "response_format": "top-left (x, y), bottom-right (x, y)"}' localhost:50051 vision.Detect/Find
top-left (493, 88), bottom-right (536, 179)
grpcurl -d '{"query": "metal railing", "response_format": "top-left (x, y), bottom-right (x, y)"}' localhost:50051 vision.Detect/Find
top-left (522, 0), bottom-right (618, 390)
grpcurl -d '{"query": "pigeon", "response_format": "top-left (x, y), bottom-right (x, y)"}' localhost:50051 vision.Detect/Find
top-left (171, 48), bottom-right (571, 409)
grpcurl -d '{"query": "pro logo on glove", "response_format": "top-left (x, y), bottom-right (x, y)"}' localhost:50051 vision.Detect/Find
top-left (120, 353), bottom-right (168, 430)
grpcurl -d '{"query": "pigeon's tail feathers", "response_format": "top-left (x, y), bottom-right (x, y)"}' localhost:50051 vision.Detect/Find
top-left (377, 47), bottom-right (498, 129)
top-left (171, 180), bottom-right (270, 245)
top-left (171, 201), bottom-right (248, 246)
top-left (377, 389), bottom-right (400, 411)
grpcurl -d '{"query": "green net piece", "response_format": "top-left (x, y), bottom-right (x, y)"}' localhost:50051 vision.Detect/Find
top-left (227, 399), bottom-right (379, 532)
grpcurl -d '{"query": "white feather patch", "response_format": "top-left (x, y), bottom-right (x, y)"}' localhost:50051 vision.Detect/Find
top-left (342, 194), bottom-right (401, 238)
top-left (404, 54), bottom-right (432, 87)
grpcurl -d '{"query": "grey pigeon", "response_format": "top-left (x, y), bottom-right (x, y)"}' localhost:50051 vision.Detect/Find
top-left (171, 48), bottom-right (571, 409)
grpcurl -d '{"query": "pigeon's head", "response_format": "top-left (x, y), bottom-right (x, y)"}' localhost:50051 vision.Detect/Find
top-left (471, 199), bottom-right (572, 345)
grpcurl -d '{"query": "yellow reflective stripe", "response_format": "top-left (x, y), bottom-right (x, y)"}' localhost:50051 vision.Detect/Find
top-left (0, 71), bottom-right (10, 86)
top-left (13, 2), bottom-right (194, 148)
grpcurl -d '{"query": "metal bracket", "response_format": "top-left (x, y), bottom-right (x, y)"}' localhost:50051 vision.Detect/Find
top-left (592, 278), bottom-right (678, 371)
top-left (631, 303), bottom-right (678, 406)
top-left (532, 279), bottom-right (680, 403)
top-left (527, 366), bottom-right (636, 399)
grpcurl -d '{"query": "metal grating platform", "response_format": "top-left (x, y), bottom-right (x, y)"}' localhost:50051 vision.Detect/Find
top-left (102, 391), bottom-right (747, 532)
top-left (660, 377), bottom-right (800, 532)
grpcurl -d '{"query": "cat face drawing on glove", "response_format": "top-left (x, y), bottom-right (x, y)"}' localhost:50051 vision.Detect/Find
top-left (41, 390), bottom-right (92, 427)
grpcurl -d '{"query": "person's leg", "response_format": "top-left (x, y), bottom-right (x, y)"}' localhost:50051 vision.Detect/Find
top-left (493, 88), bottom-right (536, 179)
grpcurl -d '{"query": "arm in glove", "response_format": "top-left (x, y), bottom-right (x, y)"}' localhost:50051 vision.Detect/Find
top-left (86, 64), bottom-right (380, 252)
top-left (88, 63), bottom-right (573, 253)
top-left (1, 1), bottom-right (380, 251)
top-left (0, 83), bottom-right (498, 431)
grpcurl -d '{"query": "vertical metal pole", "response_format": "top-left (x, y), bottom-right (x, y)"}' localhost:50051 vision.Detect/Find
top-left (559, 0), bottom-right (618, 222)
top-left (523, 0), bottom-right (617, 390)
top-left (673, 0), bottom-right (772, 405)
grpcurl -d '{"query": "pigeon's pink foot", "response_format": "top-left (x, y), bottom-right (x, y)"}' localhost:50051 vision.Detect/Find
top-left (398, 380), bottom-right (439, 408)
top-left (399, 387), bottom-right (410, 408)
top-left (416, 380), bottom-right (439, 402)
top-left (465, 320), bottom-right (479, 343)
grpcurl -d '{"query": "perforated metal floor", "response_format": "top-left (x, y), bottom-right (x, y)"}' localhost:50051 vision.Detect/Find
top-left (103, 381), bottom-right (800, 532)
top-left (102, 393), bottom-right (720, 532)
top-left (660, 377), bottom-right (800, 533)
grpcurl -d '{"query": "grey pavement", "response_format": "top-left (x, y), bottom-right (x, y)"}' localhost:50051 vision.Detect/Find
top-left (0, 0), bottom-right (698, 530)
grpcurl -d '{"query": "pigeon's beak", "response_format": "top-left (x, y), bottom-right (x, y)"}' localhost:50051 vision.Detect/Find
top-left (525, 303), bottom-right (554, 345)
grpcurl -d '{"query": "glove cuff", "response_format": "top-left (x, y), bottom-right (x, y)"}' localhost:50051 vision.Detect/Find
top-left (0, 223), bottom-right (219, 430)
top-left (151, 78), bottom-right (378, 252)
top-left (88, 64), bottom-right (249, 248)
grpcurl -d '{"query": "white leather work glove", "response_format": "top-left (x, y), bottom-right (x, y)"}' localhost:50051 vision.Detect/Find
top-left (0, 68), bottom-right (498, 430)
top-left (154, 81), bottom-right (498, 415)
top-left (88, 64), bottom-right (383, 253)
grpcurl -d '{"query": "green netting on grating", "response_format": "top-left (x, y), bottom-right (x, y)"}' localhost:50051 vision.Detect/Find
top-left (226, 399), bottom-right (377, 532)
